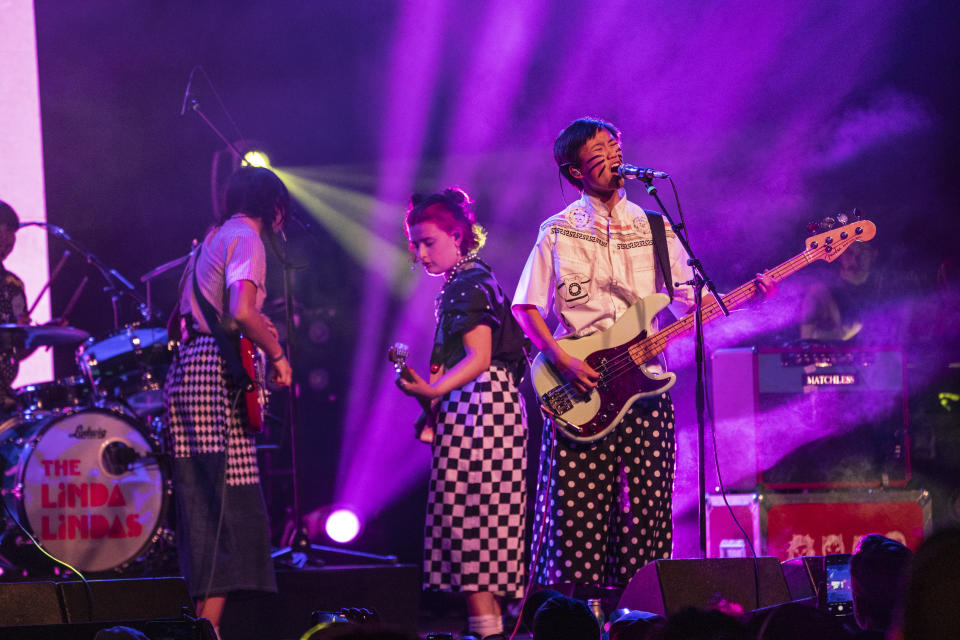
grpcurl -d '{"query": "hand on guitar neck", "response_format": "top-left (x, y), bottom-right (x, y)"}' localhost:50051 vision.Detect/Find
top-left (389, 343), bottom-right (440, 443)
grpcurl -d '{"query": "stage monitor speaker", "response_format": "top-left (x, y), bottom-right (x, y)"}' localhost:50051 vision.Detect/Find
top-left (617, 557), bottom-right (791, 617)
top-left (59, 577), bottom-right (192, 623)
top-left (0, 581), bottom-right (64, 626)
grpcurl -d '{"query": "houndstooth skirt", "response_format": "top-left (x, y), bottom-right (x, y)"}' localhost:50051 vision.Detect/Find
top-left (423, 365), bottom-right (527, 598)
top-left (163, 335), bottom-right (276, 597)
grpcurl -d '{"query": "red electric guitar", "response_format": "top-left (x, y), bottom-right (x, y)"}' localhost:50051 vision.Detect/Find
top-left (239, 336), bottom-right (269, 433)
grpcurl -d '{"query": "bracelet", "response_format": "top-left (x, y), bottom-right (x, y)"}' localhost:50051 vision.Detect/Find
top-left (268, 350), bottom-right (286, 363)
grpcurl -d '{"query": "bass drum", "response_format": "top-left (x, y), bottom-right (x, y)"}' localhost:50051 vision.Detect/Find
top-left (0, 409), bottom-right (168, 573)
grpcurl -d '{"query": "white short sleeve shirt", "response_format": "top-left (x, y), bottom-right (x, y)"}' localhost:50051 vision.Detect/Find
top-left (513, 191), bottom-right (694, 340)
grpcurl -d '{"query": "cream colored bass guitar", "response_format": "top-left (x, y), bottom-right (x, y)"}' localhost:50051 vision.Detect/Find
top-left (532, 219), bottom-right (876, 442)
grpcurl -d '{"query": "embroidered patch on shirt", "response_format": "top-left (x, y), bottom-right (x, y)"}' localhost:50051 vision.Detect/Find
top-left (632, 214), bottom-right (650, 236)
top-left (557, 272), bottom-right (592, 307)
top-left (566, 206), bottom-right (593, 230)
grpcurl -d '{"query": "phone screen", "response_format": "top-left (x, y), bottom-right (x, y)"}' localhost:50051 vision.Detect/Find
top-left (825, 554), bottom-right (853, 615)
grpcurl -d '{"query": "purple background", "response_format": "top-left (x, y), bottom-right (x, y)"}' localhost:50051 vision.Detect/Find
top-left (34, 1), bottom-right (960, 562)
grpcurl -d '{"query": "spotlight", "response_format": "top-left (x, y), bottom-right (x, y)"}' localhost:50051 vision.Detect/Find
top-left (325, 508), bottom-right (361, 544)
top-left (242, 150), bottom-right (271, 168)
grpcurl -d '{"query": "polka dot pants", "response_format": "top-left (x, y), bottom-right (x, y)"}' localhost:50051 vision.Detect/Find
top-left (531, 394), bottom-right (676, 587)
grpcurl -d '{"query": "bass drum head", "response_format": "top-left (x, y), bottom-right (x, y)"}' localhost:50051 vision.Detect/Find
top-left (4, 409), bottom-right (167, 573)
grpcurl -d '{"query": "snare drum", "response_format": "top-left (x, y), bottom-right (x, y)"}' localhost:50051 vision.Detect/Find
top-left (16, 375), bottom-right (94, 413)
top-left (76, 326), bottom-right (176, 416)
top-left (0, 409), bottom-right (168, 573)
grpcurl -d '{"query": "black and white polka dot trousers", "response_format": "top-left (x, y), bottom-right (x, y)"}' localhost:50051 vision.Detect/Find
top-left (531, 393), bottom-right (676, 587)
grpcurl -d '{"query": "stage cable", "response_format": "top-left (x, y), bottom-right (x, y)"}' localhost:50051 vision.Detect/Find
top-left (1, 498), bottom-right (95, 621)
top-left (704, 359), bottom-right (761, 611)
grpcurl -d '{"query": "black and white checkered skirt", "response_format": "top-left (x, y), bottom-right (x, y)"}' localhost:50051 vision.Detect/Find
top-left (163, 335), bottom-right (259, 486)
top-left (423, 365), bottom-right (527, 598)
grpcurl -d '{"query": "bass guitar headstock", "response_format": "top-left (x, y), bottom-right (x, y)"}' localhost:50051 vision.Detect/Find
top-left (388, 342), bottom-right (410, 373)
top-left (804, 210), bottom-right (876, 263)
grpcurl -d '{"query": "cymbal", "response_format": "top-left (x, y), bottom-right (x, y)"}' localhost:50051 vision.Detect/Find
top-left (0, 323), bottom-right (91, 348)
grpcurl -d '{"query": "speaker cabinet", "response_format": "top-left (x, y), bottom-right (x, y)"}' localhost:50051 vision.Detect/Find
top-left (780, 556), bottom-right (824, 600)
top-left (0, 581), bottom-right (63, 626)
top-left (59, 577), bottom-right (191, 623)
top-left (617, 557), bottom-right (791, 616)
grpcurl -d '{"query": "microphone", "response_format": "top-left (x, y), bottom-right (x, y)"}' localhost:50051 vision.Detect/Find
top-left (102, 442), bottom-right (141, 475)
top-left (616, 164), bottom-right (670, 180)
top-left (102, 441), bottom-right (165, 474)
top-left (18, 221), bottom-right (69, 238)
top-left (179, 67), bottom-right (197, 116)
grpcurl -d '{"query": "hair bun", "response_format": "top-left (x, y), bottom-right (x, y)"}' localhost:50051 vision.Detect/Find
top-left (409, 193), bottom-right (426, 207)
top-left (443, 187), bottom-right (469, 204)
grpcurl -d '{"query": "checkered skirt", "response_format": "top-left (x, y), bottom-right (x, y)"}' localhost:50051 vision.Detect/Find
top-left (163, 335), bottom-right (259, 486)
top-left (423, 365), bottom-right (527, 598)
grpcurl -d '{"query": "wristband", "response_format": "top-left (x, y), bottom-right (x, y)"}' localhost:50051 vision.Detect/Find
top-left (268, 350), bottom-right (286, 364)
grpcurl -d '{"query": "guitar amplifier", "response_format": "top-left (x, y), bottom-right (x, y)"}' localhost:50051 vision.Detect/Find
top-left (709, 346), bottom-right (909, 490)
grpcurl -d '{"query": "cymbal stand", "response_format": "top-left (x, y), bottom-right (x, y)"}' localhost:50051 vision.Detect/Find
top-left (20, 221), bottom-right (152, 327)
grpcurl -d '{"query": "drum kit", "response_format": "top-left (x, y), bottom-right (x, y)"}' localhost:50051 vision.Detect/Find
top-left (0, 319), bottom-right (178, 577)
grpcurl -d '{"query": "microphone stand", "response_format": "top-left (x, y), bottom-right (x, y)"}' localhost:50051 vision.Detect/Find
top-left (634, 177), bottom-right (729, 559)
top-left (267, 248), bottom-right (395, 567)
top-left (21, 222), bottom-right (154, 327)
top-left (185, 96), bottom-right (395, 567)
top-left (185, 98), bottom-right (326, 245)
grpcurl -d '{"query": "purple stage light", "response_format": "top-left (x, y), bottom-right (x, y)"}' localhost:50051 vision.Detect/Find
top-left (325, 508), bottom-right (362, 544)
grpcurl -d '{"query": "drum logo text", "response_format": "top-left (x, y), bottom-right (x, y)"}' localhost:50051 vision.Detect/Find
top-left (37, 458), bottom-right (143, 540)
top-left (68, 424), bottom-right (108, 439)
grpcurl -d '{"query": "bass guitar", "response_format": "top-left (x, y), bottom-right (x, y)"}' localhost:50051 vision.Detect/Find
top-left (532, 218), bottom-right (877, 442)
top-left (388, 342), bottom-right (437, 443)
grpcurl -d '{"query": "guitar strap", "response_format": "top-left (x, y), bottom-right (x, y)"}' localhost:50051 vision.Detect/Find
top-left (189, 244), bottom-right (255, 393)
top-left (646, 210), bottom-right (674, 301)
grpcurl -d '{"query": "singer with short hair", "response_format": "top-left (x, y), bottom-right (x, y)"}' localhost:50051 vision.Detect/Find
top-left (511, 117), bottom-right (697, 590)
top-left (163, 166), bottom-right (292, 638)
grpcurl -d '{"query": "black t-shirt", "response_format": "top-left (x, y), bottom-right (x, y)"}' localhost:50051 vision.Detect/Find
top-left (430, 262), bottom-right (527, 384)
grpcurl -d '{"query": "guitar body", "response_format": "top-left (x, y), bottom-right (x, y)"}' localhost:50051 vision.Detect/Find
top-left (239, 336), bottom-right (267, 433)
top-left (532, 293), bottom-right (676, 442)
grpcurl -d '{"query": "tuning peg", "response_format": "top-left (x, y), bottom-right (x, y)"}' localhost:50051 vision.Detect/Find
top-left (807, 222), bottom-right (819, 235)
top-left (821, 217), bottom-right (837, 231)
top-left (852, 207), bottom-right (863, 220)
top-left (836, 212), bottom-right (849, 225)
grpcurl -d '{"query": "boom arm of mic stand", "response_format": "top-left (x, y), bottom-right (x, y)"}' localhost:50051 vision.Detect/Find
top-left (187, 99), bottom-right (247, 160)
top-left (23, 221), bottom-right (150, 316)
top-left (188, 100), bottom-right (328, 247)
